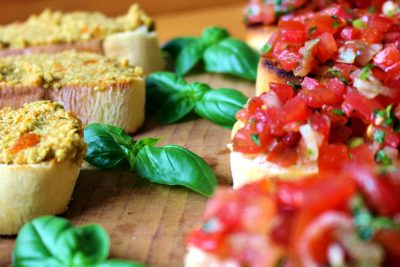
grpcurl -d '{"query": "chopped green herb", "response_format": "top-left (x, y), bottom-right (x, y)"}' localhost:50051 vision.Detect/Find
top-left (348, 137), bottom-right (364, 149)
top-left (307, 148), bottom-right (314, 157)
top-left (373, 130), bottom-right (385, 144)
top-left (262, 43), bottom-right (272, 53)
top-left (328, 68), bottom-right (348, 85)
top-left (376, 150), bottom-right (393, 166)
top-left (308, 26), bottom-right (317, 36)
top-left (360, 64), bottom-right (373, 80)
top-left (368, 6), bottom-right (376, 13)
top-left (251, 134), bottom-right (261, 147)
top-left (351, 194), bottom-right (400, 240)
top-left (385, 105), bottom-right (394, 125)
top-left (286, 81), bottom-right (301, 90)
top-left (352, 19), bottom-right (367, 29)
top-left (332, 109), bottom-right (345, 116)
top-left (395, 123), bottom-right (400, 133)
top-left (332, 20), bottom-right (340, 28)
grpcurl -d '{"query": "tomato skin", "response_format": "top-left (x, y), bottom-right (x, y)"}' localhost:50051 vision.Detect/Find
top-left (340, 26), bottom-right (360, 40)
top-left (298, 87), bottom-right (339, 108)
top-left (373, 44), bottom-right (400, 72)
top-left (318, 143), bottom-right (349, 172)
top-left (270, 83), bottom-right (295, 104)
top-left (351, 167), bottom-right (400, 216)
top-left (281, 97), bottom-right (311, 124)
top-left (326, 78), bottom-right (347, 101)
top-left (376, 230), bottom-right (400, 257)
top-left (276, 49), bottom-right (302, 72)
top-left (306, 15), bottom-right (337, 38)
top-left (342, 90), bottom-right (383, 123)
top-left (279, 20), bottom-right (307, 43)
top-left (331, 63), bottom-right (357, 81)
top-left (315, 32), bottom-right (337, 63)
top-left (367, 15), bottom-right (393, 33)
top-left (232, 123), bottom-right (271, 154)
top-left (267, 142), bottom-right (298, 168)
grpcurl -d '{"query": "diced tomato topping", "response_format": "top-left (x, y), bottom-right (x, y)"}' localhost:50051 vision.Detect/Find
top-left (310, 113), bottom-right (331, 140)
top-left (340, 26), bottom-right (360, 40)
top-left (281, 97), bottom-right (311, 123)
top-left (373, 44), bottom-right (400, 72)
top-left (279, 20), bottom-right (307, 43)
top-left (315, 32), bottom-right (337, 63)
top-left (305, 15), bottom-right (337, 38)
top-left (367, 15), bottom-right (393, 33)
top-left (342, 90), bottom-right (383, 123)
top-left (298, 87), bottom-right (339, 108)
top-left (276, 49), bottom-right (302, 72)
top-left (269, 82), bottom-right (295, 103)
top-left (326, 78), bottom-right (347, 101)
top-left (318, 143), bottom-right (349, 172)
top-left (360, 28), bottom-right (384, 44)
top-left (267, 142), bottom-right (298, 167)
top-left (376, 230), bottom-right (400, 257)
top-left (232, 123), bottom-right (271, 154)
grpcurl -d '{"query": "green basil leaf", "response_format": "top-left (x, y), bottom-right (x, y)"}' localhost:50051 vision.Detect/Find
top-left (146, 72), bottom-right (188, 112)
top-left (158, 93), bottom-right (197, 124)
top-left (84, 123), bottom-right (136, 170)
top-left (176, 40), bottom-right (207, 76)
top-left (134, 145), bottom-right (217, 196)
top-left (162, 37), bottom-right (198, 58)
top-left (56, 225), bottom-right (109, 265)
top-left (201, 27), bottom-right (230, 45)
top-left (204, 38), bottom-right (259, 80)
top-left (13, 217), bottom-right (109, 267)
top-left (194, 88), bottom-right (248, 129)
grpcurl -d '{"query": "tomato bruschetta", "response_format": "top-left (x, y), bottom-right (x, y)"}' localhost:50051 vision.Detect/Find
top-left (186, 155), bottom-right (400, 267)
top-left (244, 0), bottom-right (385, 51)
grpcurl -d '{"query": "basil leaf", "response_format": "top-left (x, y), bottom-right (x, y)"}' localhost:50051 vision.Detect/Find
top-left (56, 225), bottom-right (109, 265)
top-left (162, 37), bottom-right (198, 59)
top-left (13, 216), bottom-right (147, 267)
top-left (158, 93), bottom-right (197, 124)
top-left (146, 72), bottom-right (188, 112)
top-left (85, 123), bottom-right (136, 170)
top-left (204, 38), bottom-right (259, 80)
top-left (134, 145), bottom-right (217, 196)
top-left (195, 88), bottom-right (248, 129)
top-left (95, 260), bottom-right (147, 267)
top-left (176, 40), bottom-right (207, 76)
top-left (201, 27), bottom-right (230, 45)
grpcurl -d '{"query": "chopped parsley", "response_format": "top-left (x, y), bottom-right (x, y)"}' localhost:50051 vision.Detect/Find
top-left (376, 150), bottom-right (393, 166)
top-left (360, 64), bottom-right (374, 80)
top-left (328, 68), bottom-right (348, 85)
top-left (262, 43), bottom-right (272, 53)
top-left (332, 109), bottom-right (345, 116)
top-left (373, 130), bottom-right (385, 144)
top-left (368, 6), bottom-right (376, 13)
top-left (352, 19), bottom-right (367, 29)
top-left (251, 134), bottom-right (261, 147)
top-left (351, 194), bottom-right (400, 240)
top-left (308, 26), bottom-right (317, 36)
top-left (332, 20), bottom-right (340, 28)
top-left (374, 105), bottom-right (394, 126)
top-left (286, 81), bottom-right (301, 90)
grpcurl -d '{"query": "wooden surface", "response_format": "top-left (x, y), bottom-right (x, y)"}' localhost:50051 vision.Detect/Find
top-left (0, 3), bottom-right (252, 266)
top-left (0, 73), bottom-right (254, 266)
top-left (0, 0), bottom-right (246, 24)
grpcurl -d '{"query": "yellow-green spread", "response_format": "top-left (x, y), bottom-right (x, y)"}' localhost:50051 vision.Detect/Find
top-left (0, 51), bottom-right (143, 89)
top-left (0, 4), bottom-right (153, 49)
top-left (0, 101), bottom-right (86, 165)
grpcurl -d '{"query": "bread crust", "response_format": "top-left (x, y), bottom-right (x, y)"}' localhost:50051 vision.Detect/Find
top-left (0, 160), bottom-right (81, 235)
top-left (256, 57), bottom-right (303, 96)
top-left (246, 24), bottom-right (277, 51)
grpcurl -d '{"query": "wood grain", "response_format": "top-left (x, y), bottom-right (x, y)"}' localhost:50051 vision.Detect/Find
top-left (0, 0), bottom-right (246, 24)
top-left (0, 74), bottom-right (254, 267)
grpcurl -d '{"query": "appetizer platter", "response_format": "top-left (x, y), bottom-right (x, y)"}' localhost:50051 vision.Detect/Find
top-left (0, 1), bottom-right (400, 267)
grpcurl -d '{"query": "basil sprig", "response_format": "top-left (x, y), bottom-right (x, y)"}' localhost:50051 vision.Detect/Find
top-left (351, 194), bottom-right (400, 240)
top-left (162, 27), bottom-right (259, 80)
top-left (146, 72), bottom-right (248, 129)
top-left (85, 123), bottom-right (217, 197)
top-left (13, 216), bottom-right (146, 267)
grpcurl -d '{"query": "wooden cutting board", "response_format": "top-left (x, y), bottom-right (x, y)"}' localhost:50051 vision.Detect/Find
top-left (0, 73), bottom-right (254, 267)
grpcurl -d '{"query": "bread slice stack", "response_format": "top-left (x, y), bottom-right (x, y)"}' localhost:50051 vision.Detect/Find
top-left (0, 101), bottom-right (86, 234)
top-left (0, 51), bottom-right (145, 133)
top-left (0, 4), bottom-right (164, 74)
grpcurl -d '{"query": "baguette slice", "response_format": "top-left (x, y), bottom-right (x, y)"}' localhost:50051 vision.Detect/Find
top-left (246, 25), bottom-right (276, 51)
top-left (0, 51), bottom-right (145, 133)
top-left (0, 101), bottom-right (86, 234)
top-left (0, 5), bottom-right (164, 74)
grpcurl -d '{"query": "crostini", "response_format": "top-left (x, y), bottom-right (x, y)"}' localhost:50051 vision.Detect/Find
top-left (0, 101), bottom-right (86, 235)
top-left (0, 4), bottom-right (164, 74)
top-left (245, 1), bottom-right (386, 51)
top-left (0, 51), bottom-right (145, 133)
top-left (186, 157), bottom-right (400, 267)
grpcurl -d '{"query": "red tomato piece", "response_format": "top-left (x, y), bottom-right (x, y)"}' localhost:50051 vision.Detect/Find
top-left (279, 20), bottom-right (307, 43)
top-left (266, 142), bottom-right (298, 167)
top-left (306, 15), bottom-right (337, 38)
top-left (331, 63), bottom-right (357, 81)
top-left (301, 77), bottom-right (322, 91)
top-left (276, 49), bottom-right (302, 72)
top-left (376, 230), bottom-right (400, 258)
top-left (232, 123), bottom-right (271, 154)
top-left (367, 15), bottom-right (393, 33)
top-left (342, 90), bottom-right (383, 123)
top-left (315, 32), bottom-right (337, 63)
top-left (310, 113), bottom-right (331, 140)
top-left (326, 78), bottom-right (347, 101)
top-left (340, 26), bottom-right (360, 40)
top-left (318, 143), bottom-right (349, 172)
top-left (281, 97), bottom-right (311, 123)
top-left (373, 44), bottom-right (400, 72)
top-left (298, 87), bottom-right (339, 108)
top-left (269, 83), bottom-right (295, 104)
top-left (360, 28), bottom-right (384, 44)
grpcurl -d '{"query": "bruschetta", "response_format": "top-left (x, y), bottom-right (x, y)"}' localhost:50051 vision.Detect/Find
top-left (186, 157), bottom-right (400, 267)
top-left (0, 4), bottom-right (164, 74)
top-left (0, 101), bottom-right (86, 235)
top-left (0, 51), bottom-right (145, 133)
top-left (244, 0), bottom-right (384, 51)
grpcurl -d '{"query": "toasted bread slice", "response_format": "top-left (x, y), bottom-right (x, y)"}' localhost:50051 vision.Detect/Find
top-left (230, 121), bottom-right (318, 188)
top-left (246, 25), bottom-right (276, 51)
top-left (0, 51), bottom-right (145, 133)
top-left (0, 101), bottom-right (85, 234)
top-left (0, 5), bottom-right (164, 74)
